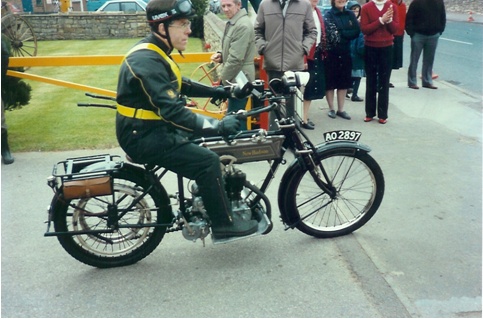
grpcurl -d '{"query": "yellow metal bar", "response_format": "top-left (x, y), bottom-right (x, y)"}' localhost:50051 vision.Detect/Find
top-left (7, 70), bottom-right (225, 119)
top-left (7, 70), bottom-right (117, 97)
top-left (8, 53), bottom-right (213, 68)
top-left (6, 52), bottom-right (231, 120)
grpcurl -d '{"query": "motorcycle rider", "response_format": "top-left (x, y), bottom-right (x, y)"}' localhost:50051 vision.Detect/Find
top-left (116, 0), bottom-right (258, 239)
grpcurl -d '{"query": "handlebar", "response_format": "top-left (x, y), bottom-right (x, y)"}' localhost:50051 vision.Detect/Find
top-left (76, 71), bottom-right (309, 120)
top-left (232, 101), bottom-right (279, 120)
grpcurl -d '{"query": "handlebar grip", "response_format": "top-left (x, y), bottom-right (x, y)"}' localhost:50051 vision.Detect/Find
top-left (234, 102), bottom-right (278, 120)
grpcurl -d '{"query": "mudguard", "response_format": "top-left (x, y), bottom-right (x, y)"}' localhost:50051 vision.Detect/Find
top-left (277, 141), bottom-right (372, 227)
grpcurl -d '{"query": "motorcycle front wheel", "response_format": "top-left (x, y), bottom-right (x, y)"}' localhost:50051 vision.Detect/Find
top-left (280, 149), bottom-right (384, 238)
top-left (52, 169), bottom-right (169, 268)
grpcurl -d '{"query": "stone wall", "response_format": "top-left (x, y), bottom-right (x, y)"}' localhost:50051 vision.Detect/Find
top-left (202, 12), bottom-right (224, 53)
top-left (21, 12), bottom-right (150, 40)
top-left (20, 11), bottom-right (224, 41)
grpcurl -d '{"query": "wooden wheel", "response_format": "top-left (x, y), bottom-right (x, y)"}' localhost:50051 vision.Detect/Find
top-left (187, 62), bottom-right (227, 116)
top-left (1, 13), bottom-right (38, 69)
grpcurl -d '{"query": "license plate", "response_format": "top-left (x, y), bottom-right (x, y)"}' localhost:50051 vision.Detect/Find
top-left (324, 130), bottom-right (361, 142)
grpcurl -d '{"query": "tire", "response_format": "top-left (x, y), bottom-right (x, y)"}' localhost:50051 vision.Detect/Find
top-left (52, 169), bottom-right (169, 268)
top-left (280, 149), bottom-right (384, 238)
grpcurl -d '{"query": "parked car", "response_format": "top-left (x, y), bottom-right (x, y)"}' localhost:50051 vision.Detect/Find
top-left (209, 0), bottom-right (220, 14)
top-left (96, 0), bottom-right (147, 12)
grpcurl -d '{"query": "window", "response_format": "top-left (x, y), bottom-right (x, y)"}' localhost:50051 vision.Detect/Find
top-left (102, 3), bottom-right (119, 11)
top-left (120, 2), bottom-right (140, 12)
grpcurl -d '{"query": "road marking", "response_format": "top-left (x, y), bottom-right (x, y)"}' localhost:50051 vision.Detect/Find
top-left (440, 37), bottom-right (473, 45)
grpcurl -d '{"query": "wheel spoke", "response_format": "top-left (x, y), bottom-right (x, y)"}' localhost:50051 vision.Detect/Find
top-left (53, 169), bottom-right (168, 267)
top-left (285, 152), bottom-right (384, 238)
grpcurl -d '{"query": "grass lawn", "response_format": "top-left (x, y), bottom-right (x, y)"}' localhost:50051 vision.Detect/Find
top-left (6, 37), bottom-right (213, 152)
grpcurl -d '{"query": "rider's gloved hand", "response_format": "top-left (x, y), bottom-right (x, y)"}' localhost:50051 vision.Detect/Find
top-left (213, 85), bottom-right (231, 100)
top-left (218, 115), bottom-right (240, 137)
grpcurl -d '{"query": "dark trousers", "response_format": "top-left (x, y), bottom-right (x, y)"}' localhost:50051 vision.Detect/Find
top-left (152, 143), bottom-right (231, 224)
top-left (408, 33), bottom-right (440, 86)
top-left (364, 45), bottom-right (393, 119)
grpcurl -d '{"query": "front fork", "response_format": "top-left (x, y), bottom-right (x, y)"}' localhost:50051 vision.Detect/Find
top-left (285, 124), bottom-right (338, 198)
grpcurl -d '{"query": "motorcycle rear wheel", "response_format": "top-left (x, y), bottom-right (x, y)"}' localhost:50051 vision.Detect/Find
top-left (281, 149), bottom-right (384, 238)
top-left (52, 169), bottom-right (168, 268)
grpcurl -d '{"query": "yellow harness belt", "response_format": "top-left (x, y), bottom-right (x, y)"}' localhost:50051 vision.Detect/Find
top-left (117, 43), bottom-right (182, 121)
top-left (117, 104), bottom-right (161, 120)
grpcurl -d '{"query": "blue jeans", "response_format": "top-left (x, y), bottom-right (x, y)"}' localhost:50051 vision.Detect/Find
top-left (408, 33), bottom-right (440, 86)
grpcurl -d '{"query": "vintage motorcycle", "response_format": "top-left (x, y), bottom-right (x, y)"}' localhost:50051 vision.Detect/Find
top-left (44, 72), bottom-right (385, 268)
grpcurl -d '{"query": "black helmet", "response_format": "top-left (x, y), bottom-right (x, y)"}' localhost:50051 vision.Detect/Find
top-left (146, 0), bottom-right (195, 24)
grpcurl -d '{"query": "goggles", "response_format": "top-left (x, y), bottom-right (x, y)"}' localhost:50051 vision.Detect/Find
top-left (148, 0), bottom-right (194, 23)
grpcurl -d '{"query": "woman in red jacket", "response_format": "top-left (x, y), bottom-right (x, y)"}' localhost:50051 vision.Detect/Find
top-left (360, 0), bottom-right (399, 124)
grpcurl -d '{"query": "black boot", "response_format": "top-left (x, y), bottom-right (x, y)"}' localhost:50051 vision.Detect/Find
top-left (202, 177), bottom-right (258, 239)
top-left (211, 215), bottom-right (258, 239)
top-left (194, 158), bottom-right (258, 239)
top-left (1, 130), bottom-right (14, 165)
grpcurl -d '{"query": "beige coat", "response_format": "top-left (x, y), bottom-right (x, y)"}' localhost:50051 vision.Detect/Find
top-left (220, 8), bottom-right (257, 84)
top-left (254, 0), bottom-right (317, 72)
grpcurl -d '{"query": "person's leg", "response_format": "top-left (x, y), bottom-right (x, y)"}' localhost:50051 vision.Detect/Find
top-left (336, 89), bottom-right (347, 112)
top-left (1, 99), bottom-right (14, 164)
top-left (325, 89), bottom-right (336, 118)
top-left (302, 100), bottom-right (310, 123)
top-left (376, 46), bottom-right (393, 120)
top-left (335, 89), bottom-right (351, 119)
top-left (364, 46), bottom-right (377, 119)
top-left (156, 143), bottom-right (258, 238)
top-left (408, 33), bottom-right (424, 87)
top-left (351, 77), bottom-right (362, 101)
top-left (421, 34), bottom-right (440, 86)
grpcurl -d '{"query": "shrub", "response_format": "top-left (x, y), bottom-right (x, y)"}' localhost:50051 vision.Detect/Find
top-left (2, 76), bottom-right (32, 111)
top-left (1, 34), bottom-right (32, 111)
top-left (190, 0), bottom-right (208, 38)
